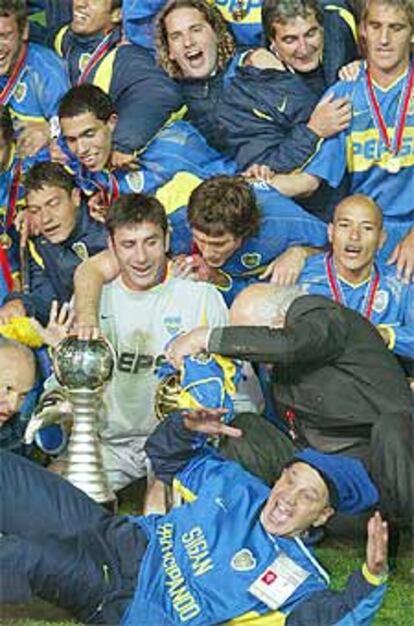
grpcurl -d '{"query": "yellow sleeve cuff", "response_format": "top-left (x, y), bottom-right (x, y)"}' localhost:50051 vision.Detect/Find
top-left (362, 563), bottom-right (388, 586)
top-left (377, 324), bottom-right (396, 350)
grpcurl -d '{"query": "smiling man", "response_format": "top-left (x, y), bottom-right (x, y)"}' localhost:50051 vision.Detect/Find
top-left (298, 194), bottom-right (414, 361)
top-left (58, 84), bottom-right (234, 218)
top-left (0, 407), bottom-right (388, 625)
top-left (0, 161), bottom-right (107, 324)
top-left (72, 192), bottom-right (228, 494)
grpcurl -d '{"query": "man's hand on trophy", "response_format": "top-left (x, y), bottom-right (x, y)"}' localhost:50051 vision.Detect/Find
top-left (74, 321), bottom-right (102, 341)
top-left (183, 407), bottom-right (242, 439)
top-left (165, 327), bottom-right (210, 369)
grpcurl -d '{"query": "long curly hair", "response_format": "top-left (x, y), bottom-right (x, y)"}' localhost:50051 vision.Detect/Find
top-left (156, 0), bottom-right (236, 79)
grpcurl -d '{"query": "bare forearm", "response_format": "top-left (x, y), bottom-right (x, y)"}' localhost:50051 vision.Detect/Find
top-left (269, 172), bottom-right (320, 197)
top-left (73, 258), bottom-right (106, 326)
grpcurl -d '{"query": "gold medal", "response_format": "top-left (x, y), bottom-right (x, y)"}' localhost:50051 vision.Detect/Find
top-left (231, 1), bottom-right (247, 21)
top-left (0, 232), bottom-right (12, 249)
top-left (386, 155), bottom-right (401, 174)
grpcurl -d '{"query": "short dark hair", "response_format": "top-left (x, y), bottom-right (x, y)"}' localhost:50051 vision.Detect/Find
top-left (24, 162), bottom-right (76, 197)
top-left (0, 0), bottom-right (27, 34)
top-left (0, 105), bottom-right (14, 144)
top-left (58, 85), bottom-right (115, 122)
top-left (156, 0), bottom-right (235, 79)
top-left (188, 176), bottom-right (261, 239)
top-left (262, 0), bottom-right (323, 42)
top-left (106, 193), bottom-right (168, 238)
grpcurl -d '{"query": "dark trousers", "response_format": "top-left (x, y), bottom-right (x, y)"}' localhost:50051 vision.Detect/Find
top-left (0, 451), bottom-right (146, 624)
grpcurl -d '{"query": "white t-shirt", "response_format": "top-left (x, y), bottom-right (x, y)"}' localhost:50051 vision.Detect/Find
top-left (99, 275), bottom-right (228, 444)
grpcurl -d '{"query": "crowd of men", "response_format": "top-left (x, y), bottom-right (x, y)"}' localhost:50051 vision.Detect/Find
top-left (0, 0), bottom-right (413, 624)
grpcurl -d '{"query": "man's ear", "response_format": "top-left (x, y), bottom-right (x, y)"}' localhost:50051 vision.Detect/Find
top-left (165, 230), bottom-right (171, 253)
top-left (21, 21), bottom-right (29, 42)
top-left (327, 222), bottom-right (334, 245)
top-left (107, 234), bottom-right (114, 252)
top-left (107, 113), bottom-right (118, 133)
top-left (71, 188), bottom-right (81, 209)
top-left (312, 506), bottom-right (335, 528)
top-left (111, 6), bottom-right (122, 26)
top-left (378, 228), bottom-right (387, 250)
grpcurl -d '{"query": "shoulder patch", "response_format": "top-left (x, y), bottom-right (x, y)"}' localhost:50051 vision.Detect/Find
top-left (125, 170), bottom-right (144, 193)
top-left (14, 81), bottom-right (27, 103)
top-left (372, 289), bottom-right (389, 314)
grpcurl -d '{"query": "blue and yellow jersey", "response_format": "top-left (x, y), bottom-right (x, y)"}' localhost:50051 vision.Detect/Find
top-left (299, 253), bottom-right (414, 360)
top-left (304, 64), bottom-right (414, 221)
top-left (1, 43), bottom-right (70, 127)
top-left (68, 120), bottom-right (236, 201)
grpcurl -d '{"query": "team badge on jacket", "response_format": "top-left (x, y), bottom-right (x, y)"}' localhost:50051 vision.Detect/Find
top-left (241, 252), bottom-right (262, 269)
top-left (231, 548), bottom-right (257, 571)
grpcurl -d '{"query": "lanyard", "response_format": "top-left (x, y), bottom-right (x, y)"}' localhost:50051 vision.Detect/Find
top-left (365, 62), bottom-right (414, 155)
top-left (77, 31), bottom-right (116, 84)
top-left (5, 158), bottom-right (22, 230)
top-left (325, 253), bottom-right (380, 321)
top-left (0, 45), bottom-right (27, 105)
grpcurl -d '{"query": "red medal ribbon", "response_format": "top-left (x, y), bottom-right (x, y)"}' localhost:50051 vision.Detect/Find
top-left (366, 62), bottom-right (414, 155)
top-left (77, 31), bottom-right (117, 85)
top-left (325, 253), bottom-right (380, 321)
top-left (0, 45), bottom-right (28, 105)
top-left (0, 247), bottom-right (13, 290)
top-left (6, 158), bottom-right (22, 229)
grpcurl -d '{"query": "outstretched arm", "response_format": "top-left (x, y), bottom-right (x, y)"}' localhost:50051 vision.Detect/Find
top-left (145, 409), bottom-right (242, 485)
top-left (286, 512), bottom-right (388, 626)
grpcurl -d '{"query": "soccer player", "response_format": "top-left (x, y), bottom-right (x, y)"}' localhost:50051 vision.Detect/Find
top-left (0, 0), bottom-right (70, 157)
top-left (298, 194), bottom-right (414, 361)
top-left (267, 0), bottom-right (414, 280)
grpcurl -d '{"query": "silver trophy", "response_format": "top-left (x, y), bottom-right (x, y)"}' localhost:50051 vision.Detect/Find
top-left (53, 336), bottom-right (116, 505)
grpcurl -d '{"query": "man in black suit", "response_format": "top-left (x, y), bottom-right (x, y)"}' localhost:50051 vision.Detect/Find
top-left (166, 284), bottom-right (413, 528)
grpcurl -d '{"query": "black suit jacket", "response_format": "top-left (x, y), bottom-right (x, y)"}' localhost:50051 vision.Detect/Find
top-left (209, 295), bottom-right (411, 450)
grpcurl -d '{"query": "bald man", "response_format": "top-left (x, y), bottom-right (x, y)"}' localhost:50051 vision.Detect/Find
top-left (0, 337), bottom-right (36, 455)
top-left (297, 195), bottom-right (414, 363)
top-left (166, 285), bottom-right (414, 529)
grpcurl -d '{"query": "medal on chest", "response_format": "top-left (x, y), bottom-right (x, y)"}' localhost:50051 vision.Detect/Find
top-left (365, 63), bottom-right (414, 173)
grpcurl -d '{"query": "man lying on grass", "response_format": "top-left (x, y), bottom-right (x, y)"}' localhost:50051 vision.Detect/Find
top-left (0, 408), bottom-right (388, 625)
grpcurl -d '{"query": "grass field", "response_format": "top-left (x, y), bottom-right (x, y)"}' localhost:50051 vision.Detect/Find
top-left (2, 534), bottom-right (412, 626)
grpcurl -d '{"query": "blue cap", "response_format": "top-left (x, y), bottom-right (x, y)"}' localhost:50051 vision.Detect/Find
top-left (292, 449), bottom-right (379, 515)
